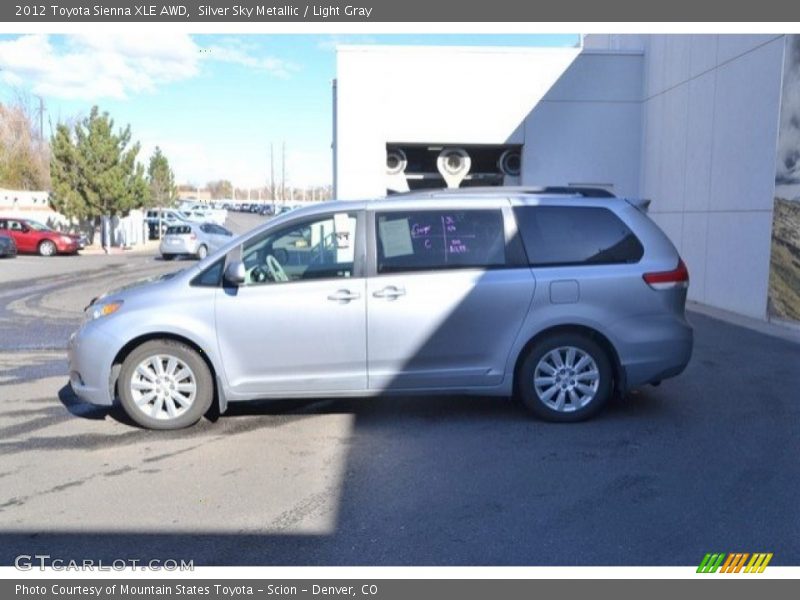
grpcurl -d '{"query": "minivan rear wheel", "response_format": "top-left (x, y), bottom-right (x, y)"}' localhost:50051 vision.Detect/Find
top-left (118, 340), bottom-right (213, 429)
top-left (518, 333), bottom-right (612, 422)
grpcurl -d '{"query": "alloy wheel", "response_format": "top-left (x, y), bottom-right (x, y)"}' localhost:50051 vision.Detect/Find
top-left (39, 240), bottom-right (56, 256)
top-left (129, 354), bottom-right (197, 420)
top-left (533, 346), bottom-right (600, 412)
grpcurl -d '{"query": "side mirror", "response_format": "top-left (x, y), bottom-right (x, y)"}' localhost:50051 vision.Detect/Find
top-left (20, 225), bottom-right (30, 233)
top-left (223, 260), bottom-right (246, 285)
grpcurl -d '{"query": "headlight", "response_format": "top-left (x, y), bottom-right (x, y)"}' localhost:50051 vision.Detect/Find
top-left (86, 300), bottom-right (124, 321)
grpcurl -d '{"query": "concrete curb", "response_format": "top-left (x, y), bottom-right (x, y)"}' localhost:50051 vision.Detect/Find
top-left (688, 300), bottom-right (800, 345)
top-left (80, 241), bottom-right (160, 256)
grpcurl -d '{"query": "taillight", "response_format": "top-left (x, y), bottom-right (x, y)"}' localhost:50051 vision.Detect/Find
top-left (643, 258), bottom-right (689, 290)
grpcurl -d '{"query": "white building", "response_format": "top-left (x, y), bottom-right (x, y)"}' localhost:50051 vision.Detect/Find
top-left (333, 35), bottom-right (790, 323)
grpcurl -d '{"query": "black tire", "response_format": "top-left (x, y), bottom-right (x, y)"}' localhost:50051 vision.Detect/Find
top-left (118, 339), bottom-right (213, 430)
top-left (162, 254), bottom-right (175, 261)
top-left (518, 333), bottom-right (612, 422)
top-left (38, 239), bottom-right (57, 257)
top-left (196, 244), bottom-right (208, 260)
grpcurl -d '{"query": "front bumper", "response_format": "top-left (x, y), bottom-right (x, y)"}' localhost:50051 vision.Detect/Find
top-left (67, 324), bottom-right (121, 406)
top-left (56, 239), bottom-right (79, 254)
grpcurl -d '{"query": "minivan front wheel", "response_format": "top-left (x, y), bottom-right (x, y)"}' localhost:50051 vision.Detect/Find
top-left (519, 333), bottom-right (612, 422)
top-left (118, 340), bottom-right (213, 429)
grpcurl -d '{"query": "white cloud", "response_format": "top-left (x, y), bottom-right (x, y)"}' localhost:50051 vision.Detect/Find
top-left (200, 38), bottom-right (298, 78)
top-left (316, 35), bottom-right (378, 52)
top-left (0, 34), bottom-right (199, 100)
top-left (0, 34), bottom-right (297, 100)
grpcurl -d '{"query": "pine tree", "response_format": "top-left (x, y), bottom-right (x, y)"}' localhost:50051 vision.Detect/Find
top-left (50, 106), bottom-right (149, 219)
top-left (147, 146), bottom-right (177, 207)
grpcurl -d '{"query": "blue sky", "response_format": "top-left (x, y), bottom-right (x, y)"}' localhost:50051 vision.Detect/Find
top-left (0, 34), bottom-right (579, 188)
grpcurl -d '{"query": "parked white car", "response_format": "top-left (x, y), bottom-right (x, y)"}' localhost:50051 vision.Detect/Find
top-left (178, 203), bottom-right (227, 226)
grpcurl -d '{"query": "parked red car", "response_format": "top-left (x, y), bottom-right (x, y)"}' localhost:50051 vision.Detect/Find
top-left (0, 217), bottom-right (80, 256)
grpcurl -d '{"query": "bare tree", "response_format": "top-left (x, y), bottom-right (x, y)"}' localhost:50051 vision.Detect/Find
top-left (0, 95), bottom-right (50, 190)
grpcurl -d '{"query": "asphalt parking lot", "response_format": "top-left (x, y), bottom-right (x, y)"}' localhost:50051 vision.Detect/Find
top-left (0, 211), bottom-right (798, 566)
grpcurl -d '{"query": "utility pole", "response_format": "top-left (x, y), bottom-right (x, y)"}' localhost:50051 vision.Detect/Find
top-left (281, 141), bottom-right (286, 205)
top-left (270, 144), bottom-right (275, 202)
top-left (32, 95), bottom-right (45, 140)
top-left (39, 96), bottom-right (44, 140)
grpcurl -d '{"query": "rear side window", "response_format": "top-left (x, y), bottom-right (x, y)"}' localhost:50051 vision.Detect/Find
top-left (376, 210), bottom-right (505, 273)
top-left (166, 225), bottom-right (191, 235)
top-left (513, 206), bottom-right (643, 266)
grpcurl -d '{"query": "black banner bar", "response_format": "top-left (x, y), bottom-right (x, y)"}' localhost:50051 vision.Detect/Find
top-left (3, 0), bottom-right (800, 22)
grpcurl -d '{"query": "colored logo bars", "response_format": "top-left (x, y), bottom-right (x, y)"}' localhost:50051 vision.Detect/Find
top-left (697, 553), bottom-right (773, 573)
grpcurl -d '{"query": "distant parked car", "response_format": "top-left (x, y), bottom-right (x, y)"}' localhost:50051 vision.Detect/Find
top-left (67, 231), bottom-right (89, 249)
top-left (257, 204), bottom-right (274, 216)
top-left (0, 233), bottom-right (17, 258)
top-left (159, 222), bottom-right (234, 260)
top-left (178, 203), bottom-right (227, 225)
top-left (145, 209), bottom-right (191, 239)
top-left (0, 217), bottom-right (79, 256)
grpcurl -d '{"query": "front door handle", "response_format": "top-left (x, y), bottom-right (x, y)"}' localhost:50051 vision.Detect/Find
top-left (372, 286), bottom-right (406, 300)
top-left (327, 289), bottom-right (361, 303)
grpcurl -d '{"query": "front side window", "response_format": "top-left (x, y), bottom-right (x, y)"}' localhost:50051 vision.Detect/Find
top-left (192, 257), bottom-right (225, 287)
top-left (242, 212), bottom-right (358, 285)
top-left (376, 210), bottom-right (506, 274)
top-left (513, 206), bottom-right (644, 266)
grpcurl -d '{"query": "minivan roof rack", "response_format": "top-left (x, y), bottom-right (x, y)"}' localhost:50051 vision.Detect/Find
top-left (388, 186), bottom-right (616, 199)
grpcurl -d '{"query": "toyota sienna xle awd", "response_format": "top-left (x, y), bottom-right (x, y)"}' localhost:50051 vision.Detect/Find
top-left (68, 187), bottom-right (693, 429)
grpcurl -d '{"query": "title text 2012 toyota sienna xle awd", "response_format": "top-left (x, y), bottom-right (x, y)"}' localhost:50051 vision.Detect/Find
top-left (68, 187), bottom-right (693, 429)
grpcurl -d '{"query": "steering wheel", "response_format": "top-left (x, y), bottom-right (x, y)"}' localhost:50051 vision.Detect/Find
top-left (266, 254), bottom-right (289, 282)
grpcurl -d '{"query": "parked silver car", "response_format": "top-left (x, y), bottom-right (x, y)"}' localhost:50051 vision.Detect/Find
top-left (159, 222), bottom-right (233, 260)
top-left (69, 187), bottom-right (693, 429)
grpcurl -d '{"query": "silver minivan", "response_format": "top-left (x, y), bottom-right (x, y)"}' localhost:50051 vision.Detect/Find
top-left (68, 188), bottom-right (693, 429)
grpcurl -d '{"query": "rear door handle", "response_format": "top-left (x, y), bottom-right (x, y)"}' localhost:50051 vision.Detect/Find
top-left (327, 289), bottom-right (361, 303)
top-left (372, 286), bottom-right (406, 300)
